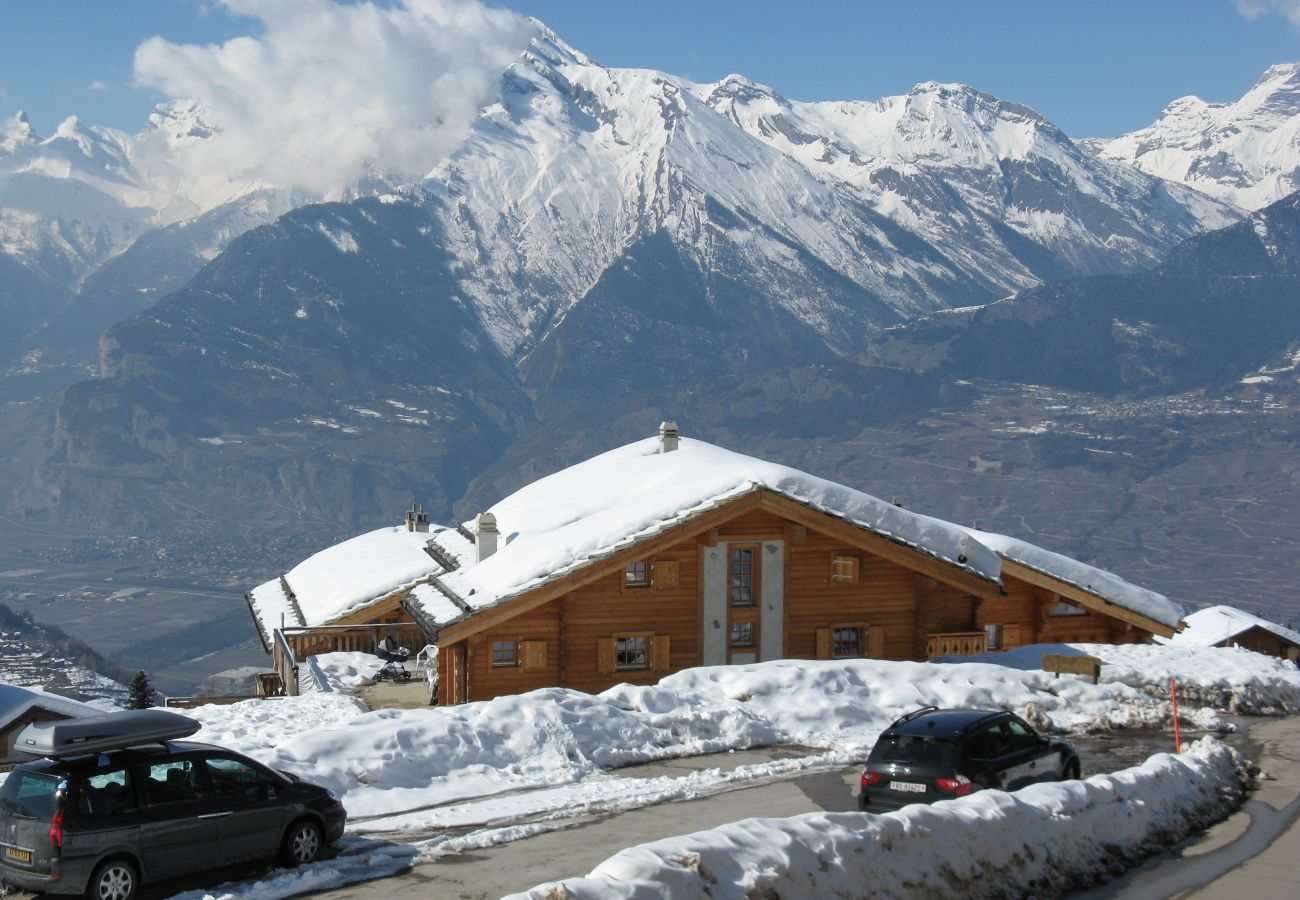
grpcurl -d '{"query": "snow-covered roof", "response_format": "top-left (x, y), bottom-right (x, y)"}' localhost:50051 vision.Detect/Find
top-left (1157, 605), bottom-right (1300, 649)
top-left (0, 683), bottom-right (101, 729)
top-left (966, 529), bottom-right (1184, 629)
top-left (246, 434), bottom-right (1185, 639)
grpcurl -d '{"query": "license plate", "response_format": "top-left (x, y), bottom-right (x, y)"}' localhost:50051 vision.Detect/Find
top-left (890, 781), bottom-right (926, 793)
top-left (4, 846), bottom-right (32, 864)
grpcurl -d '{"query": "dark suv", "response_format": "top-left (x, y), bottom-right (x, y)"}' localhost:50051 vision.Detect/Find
top-left (0, 710), bottom-right (346, 899)
top-left (859, 707), bottom-right (1080, 812)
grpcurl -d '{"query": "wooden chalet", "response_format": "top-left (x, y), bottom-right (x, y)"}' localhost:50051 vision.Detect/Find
top-left (1160, 605), bottom-right (1300, 662)
top-left (245, 424), bottom-right (1185, 703)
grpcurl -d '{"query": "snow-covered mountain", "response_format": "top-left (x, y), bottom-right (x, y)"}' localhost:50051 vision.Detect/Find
top-left (415, 31), bottom-right (1236, 366)
top-left (3, 30), bottom-right (1262, 386)
top-left (1092, 63), bottom-right (1300, 211)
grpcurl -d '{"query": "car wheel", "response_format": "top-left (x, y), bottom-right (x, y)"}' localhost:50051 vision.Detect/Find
top-left (281, 818), bottom-right (323, 867)
top-left (88, 857), bottom-right (138, 900)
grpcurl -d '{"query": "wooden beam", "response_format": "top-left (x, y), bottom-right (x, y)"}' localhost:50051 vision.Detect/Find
top-left (756, 492), bottom-right (1002, 600)
top-left (999, 559), bottom-right (1177, 638)
top-left (436, 491), bottom-right (766, 645)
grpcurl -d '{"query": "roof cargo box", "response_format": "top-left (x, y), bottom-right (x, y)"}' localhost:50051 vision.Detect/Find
top-left (15, 709), bottom-right (201, 758)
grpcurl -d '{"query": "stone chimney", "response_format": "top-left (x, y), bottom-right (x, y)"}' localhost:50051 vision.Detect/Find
top-left (474, 512), bottom-right (499, 563)
top-left (658, 420), bottom-right (679, 453)
top-left (405, 503), bottom-right (430, 533)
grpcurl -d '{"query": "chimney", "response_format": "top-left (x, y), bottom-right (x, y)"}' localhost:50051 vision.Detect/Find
top-left (658, 420), bottom-right (679, 453)
top-left (474, 512), bottom-right (499, 563)
top-left (405, 503), bottom-right (430, 533)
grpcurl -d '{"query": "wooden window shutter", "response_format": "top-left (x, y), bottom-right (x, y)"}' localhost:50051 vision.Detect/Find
top-left (521, 640), bottom-right (547, 671)
top-left (597, 638), bottom-right (615, 675)
top-left (651, 559), bottom-right (679, 590)
top-left (1002, 624), bottom-right (1021, 648)
top-left (652, 635), bottom-right (672, 673)
top-left (815, 628), bottom-right (832, 660)
top-left (831, 555), bottom-right (860, 583)
top-left (867, 626), bottom-right (886, 659)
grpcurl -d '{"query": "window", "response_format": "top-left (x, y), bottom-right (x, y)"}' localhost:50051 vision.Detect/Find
top-left (203, 756), bottom-right (275, 801)
top-left (625, 561), bottom-right (650, 588)
top-left (76, 769), bottom-right (133, 818)
top-left (985, 623), bottom-right (1001, 650)
top-left (491, 640), bottom-right (517, 667)
top-left (832, 626), bottom-right (863, 658)
top-left (831, 554), bottom-right (860, 583)
top-left (616, 635), bottom-right (649, 670)
top-left (729, 545), bottom-right (756, 606)
top-left (142, 759), bottom-right (205, 806)
top-left (731, 622), bottom-right (754, 647)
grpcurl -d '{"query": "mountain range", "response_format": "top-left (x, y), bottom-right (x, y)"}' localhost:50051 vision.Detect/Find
top-left (1, 25), bottom-right (1298, 657)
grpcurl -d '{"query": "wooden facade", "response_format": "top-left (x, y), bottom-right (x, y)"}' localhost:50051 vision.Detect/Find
top-left (428, 491), bottom-right (1169, 705)
top-left (1212, 626), bottom-right (1300, 662)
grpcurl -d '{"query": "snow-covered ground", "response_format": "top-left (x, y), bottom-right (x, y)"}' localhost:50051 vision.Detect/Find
top-left (168, 643), bottom-right (1295, 898)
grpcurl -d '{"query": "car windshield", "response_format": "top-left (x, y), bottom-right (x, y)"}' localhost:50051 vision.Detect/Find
top-left (870, 734), bottom-right (959, 768)
top-left (0, 771), bottom-right (62, 820)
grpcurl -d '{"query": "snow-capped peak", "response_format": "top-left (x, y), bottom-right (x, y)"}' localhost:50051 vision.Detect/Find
top-left (1, 110), bottom-right (40, 153)
top-left (1093, 61), bottom-right (1300, 211)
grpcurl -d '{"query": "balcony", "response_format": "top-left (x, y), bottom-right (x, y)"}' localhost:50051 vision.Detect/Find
top-left (926, 631), bottom-right (988, 659)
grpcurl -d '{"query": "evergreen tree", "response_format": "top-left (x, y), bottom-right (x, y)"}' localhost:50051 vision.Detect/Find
top-left (127, 670), bottom-right (154, 709)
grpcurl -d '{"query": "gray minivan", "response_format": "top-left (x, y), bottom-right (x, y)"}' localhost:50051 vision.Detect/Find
top-left (0, 710), bottom-right (346, 899)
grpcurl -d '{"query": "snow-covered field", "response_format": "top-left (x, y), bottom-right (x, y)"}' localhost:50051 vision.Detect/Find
top-left (167, 643), bottom-right (1294, 898)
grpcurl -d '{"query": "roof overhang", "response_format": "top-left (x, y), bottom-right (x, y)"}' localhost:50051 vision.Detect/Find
top-left (999, 558), bottom-right (1180, 638)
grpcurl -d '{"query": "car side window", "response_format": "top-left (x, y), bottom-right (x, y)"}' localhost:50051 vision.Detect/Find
top-left (141, 759), bottom-right (206, 806)
top-left (966, 727), bottom-right (1002, 760)
top-left (76, 768), bottom-right (134, 818)
top-left (202, 756), bottom-right (277, 801)
top-left (1005, 719), bottom-right (1040, 750)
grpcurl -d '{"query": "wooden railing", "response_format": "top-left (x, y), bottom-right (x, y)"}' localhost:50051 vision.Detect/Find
top-left (280, 623), bottom-right (428, 659)
top-left (926, 631), bottom-right (988, 659)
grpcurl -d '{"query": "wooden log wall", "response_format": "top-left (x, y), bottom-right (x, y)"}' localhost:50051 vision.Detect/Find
top-left (785, 526), bottom-right (920, 661)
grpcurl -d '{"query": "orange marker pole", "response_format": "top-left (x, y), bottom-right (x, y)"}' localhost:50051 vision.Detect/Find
top-left (1170, 676), bottom-right (1181, 754)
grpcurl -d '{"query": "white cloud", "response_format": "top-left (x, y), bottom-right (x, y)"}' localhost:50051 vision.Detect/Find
top-left (132, 0), bottom-right (534, 198)
top-left (89, 80), bottom-right (110, 92)
top-left (1234, 0), bottom-right (1300, 29)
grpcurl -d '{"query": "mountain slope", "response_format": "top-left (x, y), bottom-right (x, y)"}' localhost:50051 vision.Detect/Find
top-left (1092, 63), bottom-right (1300, 211)
top-left (865, 191), bottom-right (1300, 394)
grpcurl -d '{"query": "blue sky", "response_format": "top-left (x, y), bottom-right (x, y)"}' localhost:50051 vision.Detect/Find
top-left (2, 0), bottom-right (1297, 139)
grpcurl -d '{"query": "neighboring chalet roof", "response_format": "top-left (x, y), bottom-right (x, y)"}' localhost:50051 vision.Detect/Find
top-left (0, 683), bottom-right (100, 729)
top-left (245, 435), bottom-right (1186, 645)
top-left (965, 529), bottom-right (1184, 631)
top-left (1156, 605), bottom-right (1300, 648)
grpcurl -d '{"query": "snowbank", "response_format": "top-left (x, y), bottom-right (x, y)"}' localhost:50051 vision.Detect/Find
top-left (956, 643), bottom-right (1300, 716)
top-left (510, 737), bottom-right (1250, 899)
top-left (174, 653), bottom-right (1240, 821)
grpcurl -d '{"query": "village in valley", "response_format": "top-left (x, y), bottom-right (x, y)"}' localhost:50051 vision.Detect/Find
top-left (2, 2), bottom-right (1300, 898)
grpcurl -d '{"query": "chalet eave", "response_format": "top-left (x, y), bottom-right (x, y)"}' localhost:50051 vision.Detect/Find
top-left (997, 558), bottom-right (1181, 638)
top-left (436, 486), bottom-right (1004, 646)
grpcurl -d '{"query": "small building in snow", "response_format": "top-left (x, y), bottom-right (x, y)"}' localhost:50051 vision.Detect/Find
top-left (0, 684), bottom-right (101, 769)
top-left (1157, 605), bottom-right (1300, 661)
top-left (245, 425), bottom-right (1186, 704)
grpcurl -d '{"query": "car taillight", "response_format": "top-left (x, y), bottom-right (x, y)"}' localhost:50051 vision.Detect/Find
top-left (860, 771), bottom-right (884, 788)
top-left (48, 808), bottom-right (64, 848)
top-left (935, 775), bottom-right (973, 796)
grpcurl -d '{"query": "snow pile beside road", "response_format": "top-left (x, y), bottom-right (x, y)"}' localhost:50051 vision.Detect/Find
top-left (961, 643), bottom-right (1300, 716)
top-left (510, 737), bottom-right (1249, 900)
top-left (653, 657), bottom-right (1225, 746)
top-left (174, 653), bottom-right (1228, 820)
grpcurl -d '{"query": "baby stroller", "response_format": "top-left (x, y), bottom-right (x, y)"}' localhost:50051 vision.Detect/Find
top-left (375, 636), bottom-right (413, 682)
